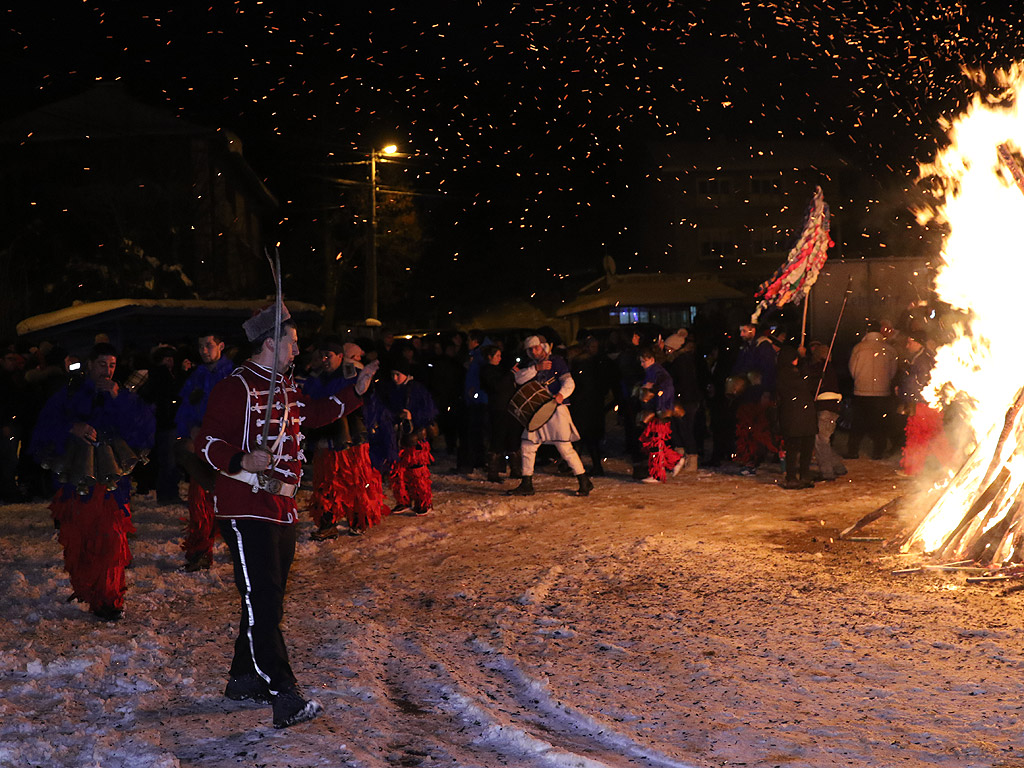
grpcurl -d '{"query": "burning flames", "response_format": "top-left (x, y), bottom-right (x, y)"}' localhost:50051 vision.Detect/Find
top-left (902, 66), bottom-right (1024, 559)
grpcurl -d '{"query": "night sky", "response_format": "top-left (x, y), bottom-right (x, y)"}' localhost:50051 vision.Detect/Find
top-left (6, 2), bottom-right (1024, 321)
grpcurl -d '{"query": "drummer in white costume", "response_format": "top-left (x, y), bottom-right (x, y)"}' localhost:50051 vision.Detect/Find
top-left (508, 335), bottom-right (594, 497)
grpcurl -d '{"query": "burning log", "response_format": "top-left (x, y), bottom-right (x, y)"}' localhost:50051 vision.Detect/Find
top-left (902, 386), bottom-right (1024, 565)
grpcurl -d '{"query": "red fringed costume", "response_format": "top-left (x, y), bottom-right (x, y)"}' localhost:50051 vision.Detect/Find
top-left (309, 443), bottom-right (390, 531)
top-left (391, 441), bottom-right (434, 512)
top-left (735, 402), bottom-right (779, 467)
top-left (51, 486), bottom-right (136, 612)
top-left (902, 404), bottom-right (953, 476)
top-left (180, 483), bottom-right (218, 560)
top-left (640, 419), bottom-right (683, 483)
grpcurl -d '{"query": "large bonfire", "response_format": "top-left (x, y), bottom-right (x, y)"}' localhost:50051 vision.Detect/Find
top-left (901, 66), bottom-right (1024, 566)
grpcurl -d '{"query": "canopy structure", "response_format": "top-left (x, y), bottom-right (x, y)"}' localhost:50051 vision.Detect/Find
top-left (555, 271), bottom-right (742, 338)
top-left (17, 298), bottom-right (322, 355)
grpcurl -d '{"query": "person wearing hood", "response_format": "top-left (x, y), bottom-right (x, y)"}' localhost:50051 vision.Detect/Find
top-left (508, 334), bottom-right (593, 497)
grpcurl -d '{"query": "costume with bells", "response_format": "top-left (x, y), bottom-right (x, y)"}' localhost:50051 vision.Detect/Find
top-left (302, 342), bottom-right (385, 537)
top-left (196, 303), bottom-right (362, 728)
top-left (30, 356), bottom-right (155, 621)
top-left (509, 335), bottom-right (593, 497)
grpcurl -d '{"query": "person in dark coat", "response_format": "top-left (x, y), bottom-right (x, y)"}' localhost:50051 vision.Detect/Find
top-left (775, 345), bottom-right (818, 489)
top-left (138, 345), bottom-right (184, 504)
top-left (663, 329), bottom-right (702, 472)
top-left (568, 336), bottom-right (614, 477)
top-left (479, 344), bottom-right (522, 483)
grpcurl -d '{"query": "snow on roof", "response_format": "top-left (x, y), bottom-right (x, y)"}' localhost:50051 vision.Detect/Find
top-left (17, 298), bottom-right (321, 336)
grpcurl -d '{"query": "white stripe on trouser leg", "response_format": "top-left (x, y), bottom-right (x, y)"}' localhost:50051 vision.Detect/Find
top-left (230, 520), bottom-right (273, 691)
top-left (553, 442), bottom-right (585, 475)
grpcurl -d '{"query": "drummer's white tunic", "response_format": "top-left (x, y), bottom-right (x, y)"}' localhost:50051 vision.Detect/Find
top-left (514, 366), bottom-right (581, 443)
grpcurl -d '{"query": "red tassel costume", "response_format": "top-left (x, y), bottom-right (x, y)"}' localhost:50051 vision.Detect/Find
top-left (29, 357), bottom-right (155, 619)
top-left (303, 351), bottom-right (390, 534)
top-left (376, 367), bottom-right (438, 514)
top-left (51, 485), bottom-right (136, 611)
top-left (309, 443), bottom-right (390, 532)
top-left (391, 441), bottom-right (434, 511)
top-left (902, 404), bottom-right (952, 476)
top-left (180, 483), bottom-right (217, 560)
top-left (639, 419), bottom-right (682, 483)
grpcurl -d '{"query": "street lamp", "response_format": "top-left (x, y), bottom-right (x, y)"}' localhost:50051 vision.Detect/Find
top-left (366, 143), bottom-right (398, 324)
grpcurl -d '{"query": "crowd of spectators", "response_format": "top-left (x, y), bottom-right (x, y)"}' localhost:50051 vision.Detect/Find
top-left (0, 314), bottom-right (955, 506)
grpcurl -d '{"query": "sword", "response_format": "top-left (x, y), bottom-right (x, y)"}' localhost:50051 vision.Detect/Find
top-left (258, 245), bottom-right (284, 489)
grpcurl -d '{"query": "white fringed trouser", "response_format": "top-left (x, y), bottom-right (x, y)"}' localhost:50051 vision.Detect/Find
top-left (520, 439), bottom-right (585, 477)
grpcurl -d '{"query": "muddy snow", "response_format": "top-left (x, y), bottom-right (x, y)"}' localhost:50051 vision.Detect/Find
top-left (2, 453), bottom-right (1023, 768)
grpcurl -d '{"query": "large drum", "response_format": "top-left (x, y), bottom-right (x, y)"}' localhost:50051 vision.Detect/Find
top-left (509, 379), bottom-right (558, 431)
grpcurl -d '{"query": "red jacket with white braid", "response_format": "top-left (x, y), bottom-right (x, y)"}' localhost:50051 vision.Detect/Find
top-left (196, 361), bottom-right (362, 525)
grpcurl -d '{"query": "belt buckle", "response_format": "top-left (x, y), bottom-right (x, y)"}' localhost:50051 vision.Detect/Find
top-left (259, 475), bottom-right (283, 495)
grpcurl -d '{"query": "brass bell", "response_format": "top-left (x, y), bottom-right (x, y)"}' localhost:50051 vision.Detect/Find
top-left (67, 439), bottom-right (96, 490)
top-left (95, 442), bottom-right (123, 487)
top-left (110, 437), bottom-right (141, 474)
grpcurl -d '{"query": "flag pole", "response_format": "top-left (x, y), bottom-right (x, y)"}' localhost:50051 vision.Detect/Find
top-left (800, 286), bottom-right (810, 349)
top-left (815, 275), bottom-right (853, 399)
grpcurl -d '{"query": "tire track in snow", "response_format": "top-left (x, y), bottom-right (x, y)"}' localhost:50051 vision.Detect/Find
top-left (385, 633), bottom-right (697, 768)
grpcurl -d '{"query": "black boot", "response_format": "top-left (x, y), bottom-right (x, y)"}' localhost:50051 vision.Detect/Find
top-left (507, 475), bottom-right (534, 496)
top-left (486, 452), bottom-right (502, 483)
top-left (575, 473), bottom-right (594, 496)
top-left (509, 452), bottom-right (523, 479)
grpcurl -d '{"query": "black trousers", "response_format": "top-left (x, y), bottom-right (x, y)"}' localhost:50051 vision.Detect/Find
top-left (847, 395), bottom-right (893, 459)
top-left (218, 517), bottom-right (298, 694)
top-left (784, 434), bottom-right (815, 482)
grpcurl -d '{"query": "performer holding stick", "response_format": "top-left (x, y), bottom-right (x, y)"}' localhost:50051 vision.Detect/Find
top-left (196, 291), bottom-right (364, 728)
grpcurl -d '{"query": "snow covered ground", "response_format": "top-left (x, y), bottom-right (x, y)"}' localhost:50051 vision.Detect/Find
top-left (3, 451), bottom-right (1023, 768)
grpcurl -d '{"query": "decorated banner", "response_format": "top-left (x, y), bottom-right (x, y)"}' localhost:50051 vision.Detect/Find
top-left (751, 185), bottom-right (833, 323)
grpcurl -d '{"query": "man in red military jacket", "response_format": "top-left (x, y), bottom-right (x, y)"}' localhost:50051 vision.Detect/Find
top-left (196, 303), bottom-right (363, 729)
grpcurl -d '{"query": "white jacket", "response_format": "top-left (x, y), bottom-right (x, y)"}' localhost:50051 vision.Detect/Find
top-left (848, 332), bottom-right (898, 397)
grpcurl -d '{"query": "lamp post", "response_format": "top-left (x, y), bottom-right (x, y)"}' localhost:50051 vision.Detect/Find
top-left (366, 143), bottom-right (398, 324)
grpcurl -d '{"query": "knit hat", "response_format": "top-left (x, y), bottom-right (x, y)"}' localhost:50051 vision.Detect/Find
top-left (243, 302), bottom-right (291, 342)
top-left (664, 330), bottom-right (688, 351)
top-left (523, 335), bottom-right (545, 349)
top-left (391, 357), bottom-right (413, 376)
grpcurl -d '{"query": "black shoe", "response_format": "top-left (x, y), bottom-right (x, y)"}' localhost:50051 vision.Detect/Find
top-left (225, 673), bottom-right (272, 704)
top-left (507, 476), bottom-right (535, 496)
top-left (575, 473), bottom-right (593, 497)
top-left (391, 503), bottom-right (411, 513)
top-left (273, 688), bottom-right (324, 729)
top-left (348, 526), bottom-right (365, 536)
top-left (780, 479), bottom-right (803, 490)
top-left (92, 605), bottom-right (124, 621)
top-left (183, 552), bottom-right (213, 572)
top-left (413, 506), bottom-right (432, 516)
